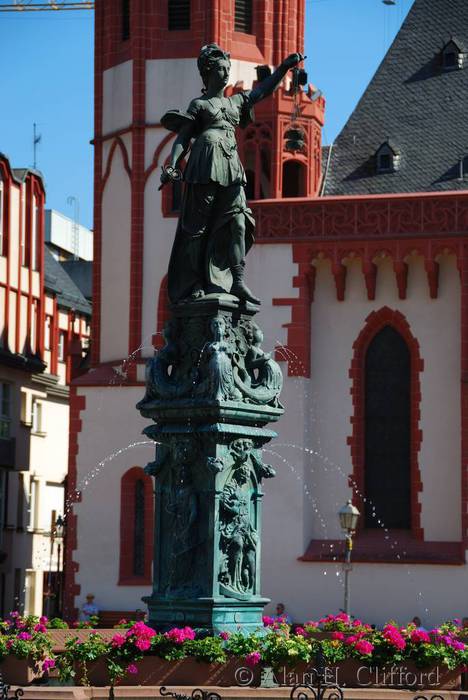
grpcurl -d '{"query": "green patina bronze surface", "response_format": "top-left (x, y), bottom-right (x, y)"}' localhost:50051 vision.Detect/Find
top-left (137, 44), bottom-right (303, 633)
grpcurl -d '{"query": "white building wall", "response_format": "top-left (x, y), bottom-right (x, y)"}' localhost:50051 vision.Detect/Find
top-left (74, 386), bottom-right (154, 611)
top-left (261, 251), bottom-right (464, 628)
top-left (100, 148), bottom-right (132, 362)
top-left (45, 209), bottom-right (94, 261)
top-left (103, 61), bottom-right (133, 134)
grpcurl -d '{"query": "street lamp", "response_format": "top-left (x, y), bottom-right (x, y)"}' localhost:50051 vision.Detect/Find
top-left (338, 500), bottom-right (360, 617)
top-left (55, 515), bottom-right (65, 617)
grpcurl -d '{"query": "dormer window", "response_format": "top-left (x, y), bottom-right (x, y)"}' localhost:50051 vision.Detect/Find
top-left (441, 39), bottom-right (464, 71)
top-left (375, 141), bottom-right (400, 174)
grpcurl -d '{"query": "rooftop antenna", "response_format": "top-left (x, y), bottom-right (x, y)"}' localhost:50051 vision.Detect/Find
top-left (67, 195), bottom-right (80, 260)
top-left (33, 123), bottom-right (41, 169)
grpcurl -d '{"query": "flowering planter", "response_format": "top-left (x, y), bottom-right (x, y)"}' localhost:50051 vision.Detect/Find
top-left (281, 660), bottom-right (461, 691)
top-left (79, 656), bottom-right (261, 687)
top-left (0, 656), bottom-right (39, 685)
top-left (71, 656), bottom-right (461, 689)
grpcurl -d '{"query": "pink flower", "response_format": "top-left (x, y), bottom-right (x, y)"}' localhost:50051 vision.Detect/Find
top-left (332, 632), bottom-right (345, 641)
top-left (295, 627), bottom-right (306, 637)
top-left (354, 640), bottom-right (374, 655)
top-left (262, 616), bottom-right (275, 627)
top-left (39, 616), bottom-right (48, 625)
top-left (219, 631), bottom-right (230, 640)
top-left (128, 621), bottom-right (156, 639)
top-left (345, 635), bottom-right (357, 645)
top-left (452, 640), bottom-right (465, 651)
top-left (135, 638), bottom-right (151, 651)
top-left (17, 632), bottom-right (32, 641)
top-left (42, 658), bottom-right (56, 671)
top-left (383, 624), bottom-right (406, 651)
top-left (164, 626), bottom-right (196, 645)
top-left (411, 630), bottom-right (430, 644)
top-left (111, 634), bottom-right (126, 648)
top-left (304, 620), bottom-right (319, 628)
top-left (127, 664), bottom-right (138, 675)
top-left (34, 624), bottom-right (47, 634)
top-left (336, 612), bottom-right (350, 623)
top-left (245, 651), bottom-right (261, 667)
top-left (353, 619), bottom-right (362, 627)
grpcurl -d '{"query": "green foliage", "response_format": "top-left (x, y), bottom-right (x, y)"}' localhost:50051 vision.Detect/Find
top-left (225, 631), bottom-right (261, 657)
top-left (185, 637), bottom-right (227, 664)
top-left (48, 618), bottom-right (69, 629)
top-left (261, 632), bottom-right (312, 669)
top-left (59, 633), bottom-right (109, 686)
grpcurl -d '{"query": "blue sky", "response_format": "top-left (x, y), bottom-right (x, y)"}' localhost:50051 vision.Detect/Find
top-left (0, 0), bottom-right (413, 229)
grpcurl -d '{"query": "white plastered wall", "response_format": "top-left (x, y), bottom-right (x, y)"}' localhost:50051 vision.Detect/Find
top-left (100, 146), bottom-right (132, 362)
top-left (261, 252), bottom-right (465, 628)
top-left (103, 61), bottom-right (133, 134)
top-left (74, 386), bottom-right (154, 610)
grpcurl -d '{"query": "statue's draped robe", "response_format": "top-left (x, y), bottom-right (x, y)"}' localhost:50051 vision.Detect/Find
top-left (167, 92), bottom-right (255, 303)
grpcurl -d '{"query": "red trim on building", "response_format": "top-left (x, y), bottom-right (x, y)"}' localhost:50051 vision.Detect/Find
top-left (118, 466), bottom-right (153, 586)
top-left (253, 191), bottom-right (468, 243)
top-left (63, 387), bottom-right (85, 621)
top-left (101, 137), bottom-right (132, 190)
top-left (144, 132), bottom-right (175, 184)
top-left (273, 245), bottom-right (315, 378)
top-left (300, 533), bottom-right (464, 565)
top-left (127, 4), bottom-right (146, 379)
top-left (272, 235), bottom-right (462, 379)
top-left (0, 158), bottom-right (11, 349)
top-left (347, 306), bottom-right (424, 540)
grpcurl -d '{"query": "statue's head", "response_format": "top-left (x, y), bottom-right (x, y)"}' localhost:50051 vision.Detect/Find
top-left (210, 314), bottom-right (226, 340)
top-left (197, 43), bottom-right (231, 91)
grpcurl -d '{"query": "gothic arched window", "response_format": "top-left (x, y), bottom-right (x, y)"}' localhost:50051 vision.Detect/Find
top-left (119, 467), bottom-right (154, 584)
top-left (364, 326), bottom-right (411, 529)
top-left (282, 160), bottom-right (306, 197)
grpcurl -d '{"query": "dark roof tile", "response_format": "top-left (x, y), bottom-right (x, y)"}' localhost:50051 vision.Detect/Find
top-left (44, 247), bottom-right (91, 316)
top-left (324, 0), bottom-right (468, 196)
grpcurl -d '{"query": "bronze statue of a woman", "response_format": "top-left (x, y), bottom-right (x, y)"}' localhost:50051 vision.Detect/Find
top-left (160, 44), bottom-right (304, 305)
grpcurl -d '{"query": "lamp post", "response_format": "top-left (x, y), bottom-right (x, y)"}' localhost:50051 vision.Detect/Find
top-left (338, 500), bottom-right (360, 617)
top-left (55, 515), bottom-right (65, 616)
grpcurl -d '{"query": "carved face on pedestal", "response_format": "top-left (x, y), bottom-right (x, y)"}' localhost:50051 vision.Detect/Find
top-left (210, 315), bottom-right (226, 342)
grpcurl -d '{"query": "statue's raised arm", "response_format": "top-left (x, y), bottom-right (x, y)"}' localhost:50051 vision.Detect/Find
top-left (160, 44), bottom-right (304, 306)
top-left (249, 52), bottom-right (305, 105)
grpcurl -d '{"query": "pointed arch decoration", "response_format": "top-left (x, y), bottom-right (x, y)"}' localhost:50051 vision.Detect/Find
top-left (102, 137), bottom-right (132, 190)
top-left (348, 306), bottom-right (424, 539)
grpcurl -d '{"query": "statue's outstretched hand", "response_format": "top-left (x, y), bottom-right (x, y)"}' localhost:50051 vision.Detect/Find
top-left (282, 52), bottom-right (305, 69)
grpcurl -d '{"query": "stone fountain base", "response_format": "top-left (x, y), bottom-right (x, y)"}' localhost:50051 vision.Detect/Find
top-left (137, 297), bottom-right (284, 634)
